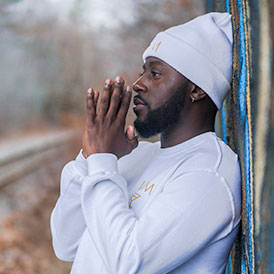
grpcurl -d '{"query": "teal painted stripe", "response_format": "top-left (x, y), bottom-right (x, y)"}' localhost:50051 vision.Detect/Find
top-left (241, 257), bottom-right (247, 273)
top-left (226, 0), bottom-right (230, 12)
top-left (225, 255), bottom-right (232, 274)
top-left (237, 0), bottom-right (254, 271)
top-left (270, 181), bottom-right (274, 273)
top-left (221, 103), bottom-right (227, 144)
top-left (206, 0), bottom-right (213, 12)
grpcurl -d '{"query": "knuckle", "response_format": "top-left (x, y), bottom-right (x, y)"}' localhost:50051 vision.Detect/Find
top-left (101, 97), bottom-right (109, 105)
top-left (121, 100), bottom-right (129, 108)
top-left (125, 92), bottom-right (131, 100)
top-left (104, 85), bottom-right (111, 91)
top-left (86, 128), bottom-right (93, 136)
top-left (115, 119), bottom-right (123, 127)
top-left (86, 120), bottom-right (93, 127)
top-left (114, 83), bottom-right (122, 90)
top-left (98, 116), bottom-right (106, 125)
top-left (111, 95), bottom-right (120, 103)
top-left (104, 116), bottom-right (112, 125)
top-left (97, 115), bottom-right (104, 122)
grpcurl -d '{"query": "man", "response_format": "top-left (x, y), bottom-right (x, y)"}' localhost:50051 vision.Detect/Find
top-left (51, 12), bottom-right (241, 274)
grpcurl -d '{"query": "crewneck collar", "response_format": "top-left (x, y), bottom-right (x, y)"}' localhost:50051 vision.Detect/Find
top-left (157, 131), bottom-right (216, 157)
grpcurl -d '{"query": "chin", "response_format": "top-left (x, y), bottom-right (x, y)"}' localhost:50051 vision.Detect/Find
top-left (134, 119), bottom-right (160, 139)
top-left (134, 113), bottom-right (146, 124)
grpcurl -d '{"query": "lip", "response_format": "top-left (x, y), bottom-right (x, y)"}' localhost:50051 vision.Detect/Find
top-left (133, 97), bottom-right (146, 106)
top-left (133, 104), bottom-right (146, 112)
top-left (133, 96), bottom-right (147, 113)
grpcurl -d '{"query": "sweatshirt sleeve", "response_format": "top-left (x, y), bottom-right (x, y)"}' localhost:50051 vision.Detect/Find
top-left (81, 153), bottom-right (237, 274)
top-left (50, 150), bottom-right (88, 262)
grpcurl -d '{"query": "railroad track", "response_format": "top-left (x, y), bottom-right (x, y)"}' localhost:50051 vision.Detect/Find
top-left (0, 129), bottom-right (79, 189)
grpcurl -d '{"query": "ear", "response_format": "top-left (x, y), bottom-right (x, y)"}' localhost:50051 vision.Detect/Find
top-left (189, 86), bottom-right (207, 102)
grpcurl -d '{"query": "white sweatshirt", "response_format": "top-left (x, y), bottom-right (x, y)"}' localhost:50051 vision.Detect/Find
top-left (50, 132), bottom-right (241, 274)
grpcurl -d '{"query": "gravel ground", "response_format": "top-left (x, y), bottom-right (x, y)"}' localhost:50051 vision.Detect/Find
top-left (0, 134), bottom-right (81, 274)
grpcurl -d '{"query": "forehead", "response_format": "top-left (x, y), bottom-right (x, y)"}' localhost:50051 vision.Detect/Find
top-left (144, 57), bottom-right (189, 81)
top-left (143, 57), bottom-right (171, 70)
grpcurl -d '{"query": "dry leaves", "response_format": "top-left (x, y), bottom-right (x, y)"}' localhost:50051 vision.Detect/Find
top-left (0, 139), bottom-right (79, 274)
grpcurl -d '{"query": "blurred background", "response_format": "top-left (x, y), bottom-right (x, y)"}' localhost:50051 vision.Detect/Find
top-left (0, 1), bottom-right (205, 273)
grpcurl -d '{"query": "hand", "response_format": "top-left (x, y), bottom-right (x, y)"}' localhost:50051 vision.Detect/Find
top-left (82, 76), bottom-right (138, 159)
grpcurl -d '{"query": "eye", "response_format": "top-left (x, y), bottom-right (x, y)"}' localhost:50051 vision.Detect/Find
top-left (151, 71), bottom-right (161, 77)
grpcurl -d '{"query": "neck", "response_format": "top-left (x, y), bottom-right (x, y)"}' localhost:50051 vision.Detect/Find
top-left (160, 108), bottom-right (216, 148)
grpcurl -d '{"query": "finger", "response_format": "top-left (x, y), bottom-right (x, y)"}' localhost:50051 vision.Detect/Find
top-left (86, 88), bottom-right (95, 123)
top-left (98, 79), bottom-right (113, 119)
top-left (126, 125), bottom-right (137, 141)
top-left (92, 89), bottom-right (99, 114)
top-left (107, 76), bottom-right (124, 118)
top-left (126, 125), bottom-right (138, 150)
top-left (117, 85), bottom-right (132, 122)
top-left (94, 90), bottom-right (99, 106)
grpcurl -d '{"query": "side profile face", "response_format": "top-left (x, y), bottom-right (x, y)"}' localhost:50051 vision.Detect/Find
top-left (132, 57), bottom-right (193, 138)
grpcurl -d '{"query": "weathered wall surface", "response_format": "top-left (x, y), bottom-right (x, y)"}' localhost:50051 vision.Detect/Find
top-left (207, 0), bottom-right (274, 273)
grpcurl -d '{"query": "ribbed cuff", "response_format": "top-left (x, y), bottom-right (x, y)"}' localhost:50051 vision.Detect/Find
top-left (74, 149), bottom-right (88, 176)
top-left (86, 153), bottom-right (118, 176)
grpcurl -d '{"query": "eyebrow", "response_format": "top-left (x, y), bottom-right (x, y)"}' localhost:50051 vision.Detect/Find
top-left (143, 60), bottom-right (164, 71)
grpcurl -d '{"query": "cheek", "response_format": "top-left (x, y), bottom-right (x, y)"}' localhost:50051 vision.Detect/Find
top-left (149, 85), bottom-right (172, 110)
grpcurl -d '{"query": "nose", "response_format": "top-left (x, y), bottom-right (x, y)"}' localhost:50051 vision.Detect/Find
top-left (132, 75), bottom-right (147, 93)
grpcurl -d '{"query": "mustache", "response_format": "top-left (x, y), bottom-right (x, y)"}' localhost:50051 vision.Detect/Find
top-left (133, 95), bottom-right (149, 106)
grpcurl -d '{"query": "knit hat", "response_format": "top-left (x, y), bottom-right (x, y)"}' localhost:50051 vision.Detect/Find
top-left (142, 12), bottom-right (233, 109)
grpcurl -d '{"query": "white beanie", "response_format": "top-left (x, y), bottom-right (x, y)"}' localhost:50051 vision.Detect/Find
top-left (142, 12), bottom-right (233, 109)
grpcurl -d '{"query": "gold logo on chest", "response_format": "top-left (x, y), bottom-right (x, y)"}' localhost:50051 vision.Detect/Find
top-left (129, 181), bottom-right (155, 208)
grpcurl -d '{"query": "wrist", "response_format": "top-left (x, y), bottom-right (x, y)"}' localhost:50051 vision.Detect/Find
top-left (82, 149), bottom-right (88, 159)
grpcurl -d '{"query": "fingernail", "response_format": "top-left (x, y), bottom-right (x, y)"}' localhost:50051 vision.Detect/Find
top-left (128, 126), bottom-right (138, 142)
top-left (105, 79), bottom-right (112, 86)
top-left (126, 86), bottom-right (131, 92)
top-left (133, 127), bottom-right (137, 137)
top-left (87, 88), bottom-right (92, 98)
top-left (115, 75), bottom-right (122, 82)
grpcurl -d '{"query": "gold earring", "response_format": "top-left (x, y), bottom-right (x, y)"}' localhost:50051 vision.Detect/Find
top-left (191, 97), bottom-right (195, 103)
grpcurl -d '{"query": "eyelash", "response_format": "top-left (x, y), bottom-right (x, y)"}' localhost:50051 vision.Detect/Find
top-left (139, 70), bottom-right (161, 78)
top-left (151, 71), bottom-right (161, 77)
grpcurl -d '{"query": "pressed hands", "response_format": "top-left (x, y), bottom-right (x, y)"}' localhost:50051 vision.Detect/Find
top-left (82, 76), bottom-right (138, 159)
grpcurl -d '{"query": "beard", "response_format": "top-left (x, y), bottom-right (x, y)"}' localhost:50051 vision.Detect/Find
top-left (134, 83), bottom-right (187, 138)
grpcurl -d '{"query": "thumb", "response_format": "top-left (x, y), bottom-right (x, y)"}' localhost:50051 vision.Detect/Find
top-left (126, 125), bottom-right (138, 149)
